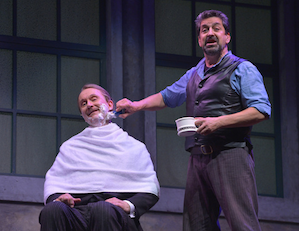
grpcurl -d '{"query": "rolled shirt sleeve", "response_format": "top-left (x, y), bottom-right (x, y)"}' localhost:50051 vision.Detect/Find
top-left (231, 61), bottom-right (272, 118)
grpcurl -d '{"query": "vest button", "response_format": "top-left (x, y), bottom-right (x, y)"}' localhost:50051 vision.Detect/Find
top-left (195, 100), bottom-right (199, 105)
top-left (194, 137), bottom-right (198, 141)
top-left (198, 84), bottom-right (203, 88)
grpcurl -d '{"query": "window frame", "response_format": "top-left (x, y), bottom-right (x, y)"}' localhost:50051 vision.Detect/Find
top-left (0, 0), bottom-right (106, 199)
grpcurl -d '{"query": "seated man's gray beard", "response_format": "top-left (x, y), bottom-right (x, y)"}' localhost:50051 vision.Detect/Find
top-left (85, 104), bottom-right (115, 127)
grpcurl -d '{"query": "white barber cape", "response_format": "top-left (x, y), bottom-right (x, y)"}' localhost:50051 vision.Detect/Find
top-left (44, 123), bottom-right (160, 204)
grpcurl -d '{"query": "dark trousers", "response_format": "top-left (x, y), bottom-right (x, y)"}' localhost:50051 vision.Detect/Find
top-left (39, 200), bottom-right (138, 231)
top-left (183, 147), bottom-right (261, 231)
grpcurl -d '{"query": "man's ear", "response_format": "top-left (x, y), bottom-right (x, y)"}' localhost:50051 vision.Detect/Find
top-left (226, 32), bottom-right (231, 44)
top-left (108, 100), bottom-right (114, 111)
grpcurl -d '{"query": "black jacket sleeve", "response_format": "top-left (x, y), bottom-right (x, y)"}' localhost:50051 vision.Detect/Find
top-left (125, 193), bottom-right (159, 219)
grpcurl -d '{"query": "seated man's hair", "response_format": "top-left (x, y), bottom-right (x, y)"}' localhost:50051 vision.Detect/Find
top-left (81, 83), bottom-right (112, 102)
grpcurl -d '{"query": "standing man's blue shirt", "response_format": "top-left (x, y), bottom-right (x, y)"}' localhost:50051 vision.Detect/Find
top-left (160, 51), bottom-right (271, 117)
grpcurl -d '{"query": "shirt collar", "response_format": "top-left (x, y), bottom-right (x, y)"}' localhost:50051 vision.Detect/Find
top-left (197, 51), bottom-right (232, 78)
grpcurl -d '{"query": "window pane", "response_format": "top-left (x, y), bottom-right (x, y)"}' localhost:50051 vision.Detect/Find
top-left (252, 136), bottom-right (276, 195)
top-left (157, 127), bottom-right (189, 188)
top-left (155, 0), bottom-right (192, 56)
top-left (195, 3), bottom-right (232, 57)
top-left (61, 118), bottom-right (87, 144)
top-left (16, 115), bottom-right (56, 176)
top-left (61, 56), bottom-right (100, 115)
top-left (235, 7), bottom-right (272, 64)
top-left (156, 66), bottom-right (188, 124)
top-left (0, 113), bottom-right (12, 174)
top-left (156, 66), bottom-right (189, 92)
top-left (236, 0), bottom-right (271, 6)
top-left (17, 0), bottom-right (56, 40)
top-left (17, 52), bottom-right (57, 113)
top-left (0, 49), bottom-right (13, 109)
top-left (61, 0), bottom-right (100, 45)
top-left (158, 105), bottom-right (186, 126)
top-left (0, 1), bottom-right (13, 36)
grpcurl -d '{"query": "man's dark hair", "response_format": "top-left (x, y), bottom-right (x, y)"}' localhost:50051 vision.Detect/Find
top-left (195, 10), bottom-right (230, 36)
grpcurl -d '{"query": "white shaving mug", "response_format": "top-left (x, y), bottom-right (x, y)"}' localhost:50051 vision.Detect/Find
top-left (175, 117), bottom-right (197, 137)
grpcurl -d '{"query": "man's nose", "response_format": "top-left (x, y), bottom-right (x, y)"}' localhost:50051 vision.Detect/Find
top-left (86, 100), bottom-right (93, 107)
top-left (207, 28), bottom-right (214, 35)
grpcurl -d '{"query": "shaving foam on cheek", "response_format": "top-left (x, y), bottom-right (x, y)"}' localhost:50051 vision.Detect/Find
top-left (106, 111), bottom-right (116, 121)
top-left (98, 104), bottom-right (108, 119)
top-left (86, 104), bottom-right (113, 127)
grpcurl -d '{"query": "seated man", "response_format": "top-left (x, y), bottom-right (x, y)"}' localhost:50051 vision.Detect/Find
top-left (39, 84), bottom-right (160, 231)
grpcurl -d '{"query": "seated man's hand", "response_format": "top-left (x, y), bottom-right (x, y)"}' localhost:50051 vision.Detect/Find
top-left (54, 193), bottom-right (81, 208)
top-left (105, 197), bottom-right (130, 214)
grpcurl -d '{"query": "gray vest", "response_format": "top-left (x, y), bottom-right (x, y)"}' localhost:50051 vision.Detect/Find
top-left (185, 54), bottom-right (252, 151)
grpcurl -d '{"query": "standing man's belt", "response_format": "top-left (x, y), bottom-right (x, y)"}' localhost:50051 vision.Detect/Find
top-left (191, 145), bottom-right (231, 155)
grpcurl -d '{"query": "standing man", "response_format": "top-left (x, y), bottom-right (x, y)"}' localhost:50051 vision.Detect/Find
top-left (116, 10), bottom-right (271, 231)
